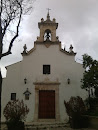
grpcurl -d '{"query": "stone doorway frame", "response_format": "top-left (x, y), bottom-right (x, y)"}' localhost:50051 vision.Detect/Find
top-left (33, 80), bottom-right (60, 122)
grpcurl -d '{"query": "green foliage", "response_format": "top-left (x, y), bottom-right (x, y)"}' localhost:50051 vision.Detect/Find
top-left (85, 97), bottom-right (98, 117)
top-left (81, 54), bottom-right (98, 97)
top-left (82, 54), bottom-right (93, 69)
top-left (3, 99), bottom-right (29, 122)
top-left (86, 109), bottom-right (98, 117)
top-left (95, 87), bottom-right (98, 97)
top-left (85, 97), bottom-right (98, 108)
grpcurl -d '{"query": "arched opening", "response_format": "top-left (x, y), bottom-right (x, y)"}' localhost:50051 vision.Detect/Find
top-left (44, 29), bottom-right (51, 41)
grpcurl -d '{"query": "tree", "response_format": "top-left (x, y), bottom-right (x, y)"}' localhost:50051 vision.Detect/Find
top-left (0, 0), bottom-right (35, 128)
top-left (95, 87), bottom-right (98, 97)
top-left (81, 54), bottom-right (98, 107)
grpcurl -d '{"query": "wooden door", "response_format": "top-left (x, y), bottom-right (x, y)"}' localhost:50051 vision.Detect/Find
top-left (39, 90), bottom-right (55, 119)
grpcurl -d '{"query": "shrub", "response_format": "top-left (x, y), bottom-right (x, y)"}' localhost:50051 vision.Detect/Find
top-left (64, 96), bottom-right (86, 116)
top-left (3, 100), bottom-right (29, 130)
top-left (3, 99), bottom-right (29, 122)
top-left (85, 97), bottom-right (98, 117)
top-left (64, 96), bottom-right (88, 128)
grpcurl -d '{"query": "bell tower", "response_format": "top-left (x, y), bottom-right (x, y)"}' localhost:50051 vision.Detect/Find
top-left (36, 10), bottom-right (59, 42)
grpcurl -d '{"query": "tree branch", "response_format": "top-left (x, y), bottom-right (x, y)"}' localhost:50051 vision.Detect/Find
top-left (0, 1), bottom-right (22, 59)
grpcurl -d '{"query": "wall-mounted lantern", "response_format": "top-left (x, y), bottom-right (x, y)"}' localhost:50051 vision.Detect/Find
top-left (23, 88), bottom-right (31, 100)
top-left (24, 78), bottom-right (27, 84)
top-left (67, 78), bottom-right (70, 84)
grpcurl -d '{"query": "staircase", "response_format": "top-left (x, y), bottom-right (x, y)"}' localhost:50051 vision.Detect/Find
top-left (25, 122), bottom-right (69, 130)
top-left (1, 122), bottom-right (69, 130)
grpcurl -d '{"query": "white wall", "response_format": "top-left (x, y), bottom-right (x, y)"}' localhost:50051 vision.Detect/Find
top-left (2, 43), bottom-right (87, 122)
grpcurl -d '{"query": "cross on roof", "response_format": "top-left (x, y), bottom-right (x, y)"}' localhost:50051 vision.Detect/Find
top-left (47, 8), bottom-right (51, 14)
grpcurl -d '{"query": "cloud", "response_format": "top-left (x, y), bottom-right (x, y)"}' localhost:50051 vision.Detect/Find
top-left (1, 0), bottom-right (98, 76)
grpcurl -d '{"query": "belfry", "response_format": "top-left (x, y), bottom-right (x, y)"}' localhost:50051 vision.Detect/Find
top-left (37, 10), bottom-right (58, 43)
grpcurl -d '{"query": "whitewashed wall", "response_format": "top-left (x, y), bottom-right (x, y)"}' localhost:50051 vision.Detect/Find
top-left (2, 43), bottom-right (87, 122)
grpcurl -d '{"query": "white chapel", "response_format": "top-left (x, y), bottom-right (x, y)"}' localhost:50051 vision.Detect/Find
top-left (2, 12), bottom-right (87, 122)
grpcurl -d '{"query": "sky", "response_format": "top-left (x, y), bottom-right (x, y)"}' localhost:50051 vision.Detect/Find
top-left (0, 0), bottom-right (98, 77)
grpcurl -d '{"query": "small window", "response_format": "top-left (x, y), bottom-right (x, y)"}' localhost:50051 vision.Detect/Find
top-left (11, 93), bottom-right (16, 100)
top-left (43, 65), bottom-right (50, 74)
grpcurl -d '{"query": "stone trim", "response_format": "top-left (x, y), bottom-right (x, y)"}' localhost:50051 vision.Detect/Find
top-left (38, 22), bottom-right (58, 29)
top-left (34, 81), bottom-right (60, 85)
top-left (60, 48), bottom-right (76, 56)
top-left (34, 81), bottom-right (60, 122)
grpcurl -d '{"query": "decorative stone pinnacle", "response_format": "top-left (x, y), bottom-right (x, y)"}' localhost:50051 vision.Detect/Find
top-left (41, 18), bottom-right (44, 22)
top-left (69, 44), bottom-right (73, 53)
top-left (64, 47), bottom-right (65, 51)
top-left (23, 44), bottom-right (27, 54)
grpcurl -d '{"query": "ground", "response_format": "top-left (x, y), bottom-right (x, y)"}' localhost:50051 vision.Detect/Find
top-left (1, 124), bottom-right (97, 130)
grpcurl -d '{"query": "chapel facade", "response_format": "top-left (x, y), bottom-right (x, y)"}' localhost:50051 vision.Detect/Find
top-left (2, 12), bottom-right (87, 122)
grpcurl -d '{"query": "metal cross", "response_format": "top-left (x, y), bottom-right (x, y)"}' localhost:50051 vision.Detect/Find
top-left (47, 8), bottom-right (51, 13)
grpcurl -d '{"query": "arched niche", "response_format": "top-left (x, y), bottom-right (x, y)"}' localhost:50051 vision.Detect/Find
top-left (44, 29), bottom-right (51, 41)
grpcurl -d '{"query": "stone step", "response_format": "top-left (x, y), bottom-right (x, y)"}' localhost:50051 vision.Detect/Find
top-left (1, 122), bottom-right (69, 130)
top-left (25, 122), bottom-right (69, 130)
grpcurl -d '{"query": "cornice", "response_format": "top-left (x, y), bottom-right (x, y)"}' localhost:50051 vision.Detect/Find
top-left (38, 22), bottom-right (58, 29)
top-left (21, 41), bottom-right (76, 56)
top-left (33, 81), bottom-right (60, 85)
top-left (60, 49), bottom-right (76, 56)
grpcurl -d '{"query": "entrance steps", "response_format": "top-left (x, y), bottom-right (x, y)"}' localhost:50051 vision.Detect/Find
top-left (25, 122), bottom-right (69, 130)
top-left (1, 122), bottom-right (69, 130)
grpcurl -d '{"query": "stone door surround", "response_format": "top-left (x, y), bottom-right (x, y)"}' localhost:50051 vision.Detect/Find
top-left (33, 80), bottom-right (60, 122)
